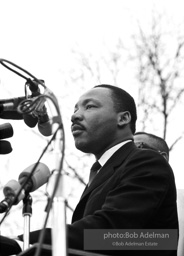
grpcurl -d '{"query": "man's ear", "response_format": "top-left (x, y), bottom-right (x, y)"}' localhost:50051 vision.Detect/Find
top-left (160, 152), bottom-right (169, 162)
top-left (117, 111), bottom-right (131, 127)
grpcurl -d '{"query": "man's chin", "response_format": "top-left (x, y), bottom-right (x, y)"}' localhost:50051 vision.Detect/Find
top-left (75, 141), bottom-right (91, 153)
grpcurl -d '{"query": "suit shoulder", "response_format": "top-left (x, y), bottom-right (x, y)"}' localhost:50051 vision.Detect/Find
top-left (123, 146), bottom-right (174, 179)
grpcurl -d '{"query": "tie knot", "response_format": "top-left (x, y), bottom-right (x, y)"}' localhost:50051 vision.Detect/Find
top-left (90, 161), bottom-right (101, 172)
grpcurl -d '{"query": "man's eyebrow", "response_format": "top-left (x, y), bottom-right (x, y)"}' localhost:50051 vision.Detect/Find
top-left (74, 98), bottom-right (100, 108)
top-left (83, 98), bottom-right (99, 104)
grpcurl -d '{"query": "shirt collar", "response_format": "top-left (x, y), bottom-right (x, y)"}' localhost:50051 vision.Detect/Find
top-left (98, 140), bottom-right (132, 167)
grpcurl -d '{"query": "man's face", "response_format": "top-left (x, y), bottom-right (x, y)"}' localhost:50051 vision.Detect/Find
top-left (71, 87), bottom-right (120, 157)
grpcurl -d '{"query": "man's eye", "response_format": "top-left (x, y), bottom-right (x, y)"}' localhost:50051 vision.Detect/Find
top-left (86, 105), bottom-right (95, 109)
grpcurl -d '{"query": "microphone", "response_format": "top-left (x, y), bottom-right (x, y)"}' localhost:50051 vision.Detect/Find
top-left (0, 97), bottom-right (25, 120)
top-left (37, 105), bottom-right (52, 136)
top-left (22, 79), bottom-right (40, 128)
top-left (0, 123), bottom-right (14, 139)
top-left (0, 96), bottom-right (38, 127)
top-left (0, 180), bottom-right (24, 213)
top-left (0, 95), bottom-right (52, 134)
top-left (29, 79), bottom-right (52, 136)
top-left (0, 80), bottom-right (52, 135)
top-left (18, 162), bottom-right (50, 192)
top-left (0, 140), bottom-right (12, 154)
top-left (0, 95), bottom-right (42, 129)
top-left (0, 96), bottom-right (26, 112)
top-left (0, 123), bottom-right (13, 154)
top-left (22, 113), bottom-right (38, 128)
top-left (23, 79), bottom-right (52, 136)
top-left (0, 111), bottom-right (23, 120)
top-left (0, 163), bottom-right (50, 213)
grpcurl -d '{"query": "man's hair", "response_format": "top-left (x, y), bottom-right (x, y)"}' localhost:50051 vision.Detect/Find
top-left (94, 84), bottom-right (137, 134)
top-left (134, 131), bottom-right (170, 158)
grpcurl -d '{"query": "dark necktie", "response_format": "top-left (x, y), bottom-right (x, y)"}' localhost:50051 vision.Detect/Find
top-left (88, 161), bottom-right (101, 186)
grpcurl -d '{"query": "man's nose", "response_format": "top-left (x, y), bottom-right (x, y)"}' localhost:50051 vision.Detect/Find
top-left (71, 109), bottom-right (83, 122)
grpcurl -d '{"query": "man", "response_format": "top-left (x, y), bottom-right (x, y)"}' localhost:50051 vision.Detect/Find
top-left (134, 131), bottom-right (183, 256)
top-left (19, 84), bottom-right (178, 255)
top-left (134, 131), bottom-right (169, 161)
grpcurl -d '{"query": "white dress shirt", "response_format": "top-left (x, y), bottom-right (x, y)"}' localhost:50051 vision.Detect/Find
top-left (97, 140), bottom-right (132, 172)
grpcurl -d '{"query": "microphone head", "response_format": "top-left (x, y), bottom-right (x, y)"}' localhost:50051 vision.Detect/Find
top-left (0, 123), bottom-right (14, 139)
top-left (3, 180), bottom-right (25, 205)
top-left (23, 114), bottom-right (38, 128)
top-left (0, 140), bottom-right (12, 154)
top-left (38, 120), bottom-right (52, 136)
top-left (18, 162), bottom-right (50, 192)
top-left (37, 105), bottom-right (52, 136)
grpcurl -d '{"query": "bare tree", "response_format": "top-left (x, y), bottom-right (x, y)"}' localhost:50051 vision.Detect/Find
top-left (70, 40), bottom-right (128, 87)
top-left (132, 10), bottom-right (184, 149)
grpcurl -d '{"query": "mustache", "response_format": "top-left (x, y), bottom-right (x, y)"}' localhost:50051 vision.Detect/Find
top-left (71, 121), bottom-right (85, 130)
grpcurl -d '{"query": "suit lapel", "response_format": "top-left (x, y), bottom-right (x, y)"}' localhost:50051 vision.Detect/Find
top-left (72, 142), bottom-right (136, 223)
top-left (81, 141), bottom-right (135, 199)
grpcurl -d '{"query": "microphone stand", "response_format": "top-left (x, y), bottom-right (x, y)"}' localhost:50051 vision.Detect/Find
top-left (47, 170), bottom-right (67, 256)
top-left (22, 193), bottom-right (32, 251)
top-left (46, 125), bottom-right (67, 256)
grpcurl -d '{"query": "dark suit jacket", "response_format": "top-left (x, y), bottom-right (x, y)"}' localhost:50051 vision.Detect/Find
top-left (0, 235), bottom-right (22, 255)
top-left (22, 142), bottom-right (179, 256)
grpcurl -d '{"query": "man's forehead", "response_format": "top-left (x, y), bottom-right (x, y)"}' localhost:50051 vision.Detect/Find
top-left (77, 87), bottom-right (112, 103)
top-left (134, 134), bottom-right (150, 143)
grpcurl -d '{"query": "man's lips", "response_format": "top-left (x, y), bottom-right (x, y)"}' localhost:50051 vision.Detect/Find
top-left (71, 124), bottom-right (85, 135)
